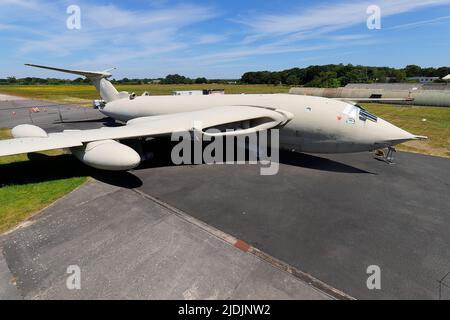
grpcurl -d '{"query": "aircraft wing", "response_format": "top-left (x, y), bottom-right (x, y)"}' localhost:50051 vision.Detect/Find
top-left (0, 105), bottom-right (293, 157)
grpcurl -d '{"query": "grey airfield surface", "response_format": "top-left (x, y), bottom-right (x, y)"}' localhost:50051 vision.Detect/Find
top-left (0, 97), bottom-right (449, 300)
top-left (0, 180), bottom-right (330, 300)
top-left (0, 97), bottom-right (332, 300)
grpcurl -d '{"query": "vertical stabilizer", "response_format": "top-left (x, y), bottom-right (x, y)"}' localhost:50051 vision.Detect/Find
top-left (92, 77), bottom-right (120, 102)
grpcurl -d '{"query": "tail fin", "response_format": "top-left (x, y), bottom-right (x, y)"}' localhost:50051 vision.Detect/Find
top-left (443, 74), bottom-right (450, 80)
top-left (25, 64), bottom-right (121, 103)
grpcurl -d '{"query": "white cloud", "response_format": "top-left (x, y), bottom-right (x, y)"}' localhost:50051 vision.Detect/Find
top-left (389, 14), bottom-right (450, 30)
top-left (235, 0), bottom-right (450, 37)
top-left (1, 0), bottom-right (450, 78)
top-left (0, 0), bottom-right (40, 9)
top-left (19, 32), bottom-right (98, 56)
top-left (82, 3), bottom-right (217, 30)
top-left (196, 34), bottom-right (228, 44)
top-left (0, 0), bottom-right (61, 21)
top-left (0, 23), bottom-right (15, 30)
top-left (169, 43), bottom-right (339, 67)
top-left (9, 1), bottom-right (218, 64)
top-left (327, 34), bottom-right (373, 41)
top-left (77, 43), bottom-right (188, 68)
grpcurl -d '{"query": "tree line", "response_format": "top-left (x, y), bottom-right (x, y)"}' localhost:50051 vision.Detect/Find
top-left (1, 64), bottom-right (449, 87)
top-left (240, 64), bottom-right (450, 87)
top-left (111, 75), bottom-right (212, 85)
top-left (0, 75), bottom-right (231, 85)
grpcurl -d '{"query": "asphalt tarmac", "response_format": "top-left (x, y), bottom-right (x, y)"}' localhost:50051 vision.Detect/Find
top-left (133, 151), bottom-right (450, 299)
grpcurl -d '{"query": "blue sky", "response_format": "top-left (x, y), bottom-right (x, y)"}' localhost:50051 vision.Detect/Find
top-left (1, 0), bottom-right (450, 79)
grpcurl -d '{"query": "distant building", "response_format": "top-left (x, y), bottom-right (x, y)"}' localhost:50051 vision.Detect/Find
top-left (290, 82), bottom-right (450, 107)
top-left (406, 76), bottom-right (439, 83)
top-left (345, 82), bottom-right (449, 91)
top-left (385, 77), bottom-right (397, 82)
top-left (151, 79), bottom-right (161, 84)
top-left (172, 90), bottom-right (204, 96)
top-left (345, 83), bottom-right (421, 91)
top-left (172, 89), bottom-right (225, 96)
top-left (203, 89), bottom-right (225, 95)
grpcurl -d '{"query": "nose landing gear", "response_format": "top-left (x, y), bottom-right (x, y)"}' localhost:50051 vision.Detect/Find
top-left (374, 146), bottom-right (396, 164)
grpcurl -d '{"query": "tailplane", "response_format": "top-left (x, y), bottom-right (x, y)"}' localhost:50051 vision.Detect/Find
top-left (25, 64), bottom-right (122, 103)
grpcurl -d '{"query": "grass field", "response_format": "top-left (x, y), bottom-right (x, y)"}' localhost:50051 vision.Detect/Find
top-left (0, 84), bottom-right (290, 105)
top-left (362, 104), bottom-right (450, 157)
top-left (0, 128), bottom-right (87, 233)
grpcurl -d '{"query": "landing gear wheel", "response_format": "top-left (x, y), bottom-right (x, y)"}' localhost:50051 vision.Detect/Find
top-left (374, 146), bottom-right (396, 164)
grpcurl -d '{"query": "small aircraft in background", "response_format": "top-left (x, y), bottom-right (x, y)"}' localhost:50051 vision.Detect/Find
top-left (0, 64), bottom-right (426, 171)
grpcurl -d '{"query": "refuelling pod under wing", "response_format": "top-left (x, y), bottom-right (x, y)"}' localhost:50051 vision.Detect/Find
top-left (71, 140), bottom-right (141, 171)
top-left (11, 124), bottom-right (49, 138)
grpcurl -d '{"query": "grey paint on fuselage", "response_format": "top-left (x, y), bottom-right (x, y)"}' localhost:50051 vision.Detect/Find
top-left (102, 93), bottom-right (417, 154)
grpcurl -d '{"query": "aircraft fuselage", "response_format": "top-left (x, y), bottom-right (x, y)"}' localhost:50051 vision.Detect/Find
top-left (101, 93), bottom-right (417, 154)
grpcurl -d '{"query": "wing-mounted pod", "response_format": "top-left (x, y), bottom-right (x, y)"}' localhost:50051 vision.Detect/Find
top-left (11, 124), bottom-right (48, 138)
top-left (9, 124), bottom-right (141, 171)
top-left (71, 140), bottom-right (141, 171)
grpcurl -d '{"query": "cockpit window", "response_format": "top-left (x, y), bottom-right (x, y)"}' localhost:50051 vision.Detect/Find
top-left (343, 104), bottom-right (378, 123)
top-left (356, 104), bottom-right (378, 122)
top-left (343, 105), bottom-right (359, 119)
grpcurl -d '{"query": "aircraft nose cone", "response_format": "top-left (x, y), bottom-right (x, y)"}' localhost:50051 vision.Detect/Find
top-left (375, 118), bottom-right (423, 147)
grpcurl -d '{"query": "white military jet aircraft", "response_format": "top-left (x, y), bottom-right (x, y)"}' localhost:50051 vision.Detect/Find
top-left (0, 64), bottom-right (426, 171)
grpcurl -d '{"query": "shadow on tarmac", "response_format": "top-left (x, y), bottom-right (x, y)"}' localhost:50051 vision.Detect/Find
top-left (279, 152), bottom-right (374, 174)
top-left (0, 153), bottom-right (142, 189)
top-left (0, 141), bottom-right (373, 189)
